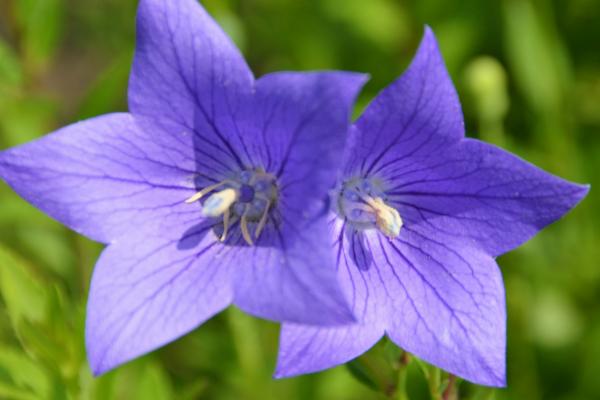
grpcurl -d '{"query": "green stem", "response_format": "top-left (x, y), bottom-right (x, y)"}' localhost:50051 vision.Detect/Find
top-left (395, 352), bottom-right (410, 400)
top-left (442, 374), bottom-right (456, 400)
top-left (429, 367), bottom-right (442, 400)
top-left (227, 307), bottom-right (265, 400)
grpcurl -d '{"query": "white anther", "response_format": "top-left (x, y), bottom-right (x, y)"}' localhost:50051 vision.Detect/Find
top-left (201, 188), bottom-right (238, 217)
top-left (365, 197), bottom-right (403, 239)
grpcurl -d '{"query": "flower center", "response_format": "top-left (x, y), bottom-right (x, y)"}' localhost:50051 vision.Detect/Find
top-left (336, 177), bottom-right (403, 239)
top-left (185, 169), bottom-right (278, 245)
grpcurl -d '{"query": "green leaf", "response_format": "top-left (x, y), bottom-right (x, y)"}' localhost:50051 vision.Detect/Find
top-left (14, 0), bottom-right (65, 71)
top-left (0, 345), bottom-right (51, 399)
top-left (0, 39), bottom-right (23, 92)
top-left (502, 0), bottom-right (570, 115)
top-left (343, 340), bottom-right (400, 394)
top-left (411, 357), bottom-right (431, 380)
top-left (14, 225), bottom-right (75, 278)
top-left (322, 0), bottom-right (410, 50)
top-left (96, 360), bottom-right (174, 400)
top-left (0, 245), bottom-right (48, 326)
top-left (0, 382), bottom-right (39, 400)
top-left (177, 380), bottom-right (209, 400)
top-left (345, 359), bottom-right (380, 391)
top-left (76, 53), bottom-right (132, 120)
top-left (131, 363), bottom-right (174, 400)
top-left (0, 97), bottom-right (58, 147)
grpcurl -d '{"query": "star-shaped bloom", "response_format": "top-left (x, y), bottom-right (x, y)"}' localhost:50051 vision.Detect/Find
top-left (0, 0), bottom-right (367, 374)
top-left (276, 27), bottom-right (589, 386)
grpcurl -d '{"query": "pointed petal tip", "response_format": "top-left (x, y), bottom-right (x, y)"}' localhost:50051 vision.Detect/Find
top-left (353, 73), bottom-right (370, 95)
top-left (87, 349), bottom-right (114, 377)
top-left (329, 71), bottom-right (370, 103)
top-left (90, 363), bottom-right (108, 378)
top-left (272, 357), bottom-right (307, 380)
top-left (494, 376), bottom-right (508, 388)
top-left (354, 71), bottom-right (371, 87)
top-left (463, 358), bottom-right (507, 388)
top-left (272, 349), bottom-right (289, 379)
top-left (453, 364), bottom-right (507, 388)
top-left (477, 370), bottom-right (507, 388)
top-left (272, 367), bottom-right (287, 380)
top-left (272, 368), bottom-right (302, 380)
top-left (347, 71), bottom-right (370, 108)
top-left (89, 358), bottom-right (126, 378)
top-left (578, 183), bottom-right (591, 199)
top-left (325, 70), bottom-right (370, 98)
top-left (421, 25), bottom-right (438, 44)
top-left (563, 181), bottom-right (590, 211)
top-left (86, 334), bottom-right (108, 377)
top-left (330, 70), bottom-right (369, 81)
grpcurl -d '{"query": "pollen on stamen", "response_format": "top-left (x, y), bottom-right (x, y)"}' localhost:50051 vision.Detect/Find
top-left (337, 177), bottom-right (403, 239)
top-left (201, 188), bottom-right (238, 217)
top-left (366, 197), bottom-right (403, 239)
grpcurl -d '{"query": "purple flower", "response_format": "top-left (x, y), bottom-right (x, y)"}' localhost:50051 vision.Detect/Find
top-left (276, 27), bottom-right (589, 386)
top-left (0, 0), bottom-right (366, 374)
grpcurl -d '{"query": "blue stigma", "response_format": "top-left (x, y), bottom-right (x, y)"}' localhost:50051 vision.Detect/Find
top-left (239, 184), bottom-right (255, 203)
top-left (233, 171), bottom-right (277, 220)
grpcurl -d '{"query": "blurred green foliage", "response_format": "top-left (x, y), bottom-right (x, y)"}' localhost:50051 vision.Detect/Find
top-left (0, 0), bottom-right (598, 399)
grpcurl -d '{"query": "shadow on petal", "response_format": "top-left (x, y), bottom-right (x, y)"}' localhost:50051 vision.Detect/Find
top-left (177, 221), bottom-right (213, 250)
top-left (346, 228), bottom-right (373, 271)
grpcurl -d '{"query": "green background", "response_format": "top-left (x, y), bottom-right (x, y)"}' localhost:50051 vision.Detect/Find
top-left (0, 0), bottom-right (598, 399)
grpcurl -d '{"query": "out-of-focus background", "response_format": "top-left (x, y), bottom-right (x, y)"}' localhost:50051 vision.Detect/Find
top-left (0, 0), bottom-right (597, 399)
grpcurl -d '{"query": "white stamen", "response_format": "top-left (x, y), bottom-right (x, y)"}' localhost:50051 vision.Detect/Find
top-left (365, 197), bottom-right (403, 239)
top-left (255, 199), bottom-right (272, 239)
top-left (201, 188), bottom-right (238, 217)
top-left (220, 209), bottom-right (231, 242)
top-left (240, 206), bottom-right (254, 246)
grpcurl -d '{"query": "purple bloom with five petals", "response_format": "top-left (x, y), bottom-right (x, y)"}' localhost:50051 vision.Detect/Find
top-left (0, 0), bottom-right (367, 374)
top-left (276, 28), bottom-right (589, 386)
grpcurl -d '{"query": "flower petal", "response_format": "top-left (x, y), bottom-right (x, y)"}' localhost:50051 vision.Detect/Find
top-left (275, 220), bottom-right (385, 377)
top-left (380, 226), bottom-right (506, 386)
top-left (347, 26), bottom-right (463, 178)
top-left (0, 113), bottom-right (196, 243)
top-left (276, 322), bottom-right (382, 378)
top-left (230, 72), bottom-right (367, 325)
top-left (387, 139), bottom-right (589, 255)
top-left (130, 0), bottom-right (254, 173)
top-left (232, 218), bottom-right (357, 326)
top-left (86, 217), bottom-right (235, 375)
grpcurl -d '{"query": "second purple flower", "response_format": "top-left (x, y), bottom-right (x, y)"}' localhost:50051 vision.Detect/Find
top-left (276, 27), bottom-right (589, 387)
